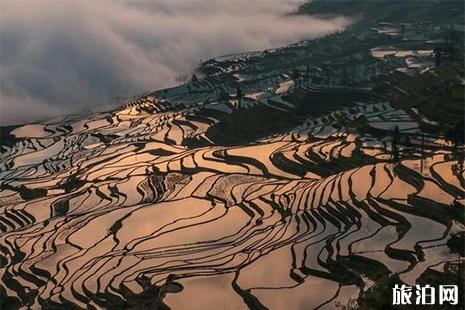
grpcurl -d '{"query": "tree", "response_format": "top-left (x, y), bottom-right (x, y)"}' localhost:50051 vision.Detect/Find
top-left (446, 122), bottom-right (464, 172)
top-left (391, 126), bottom-right (400, 163)
top-left (420, 133), bottom-right (425, 175)
top-left (292, 68), bottom-right (300, 87)
top-left (434, 47), bottom-right (442, 67)
top-left (191, 74), bottom-right (198, 82)
top-left (236, 87), bottom-right (242, 101)
top-left (304, 65), bottom-right (310, 85)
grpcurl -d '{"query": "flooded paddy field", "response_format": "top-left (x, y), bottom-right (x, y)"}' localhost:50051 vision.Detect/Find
top-left (1, 0), bottom-right (464, 309)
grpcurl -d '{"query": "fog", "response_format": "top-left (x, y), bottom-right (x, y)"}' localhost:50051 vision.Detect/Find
top-left (0, 0), bottom-right (350, 125)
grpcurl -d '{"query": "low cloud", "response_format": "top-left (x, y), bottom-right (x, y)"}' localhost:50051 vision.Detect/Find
top-left (0, 0), bottom-right (350, 125)
top-left (0, 95), bottom-right (61, 126)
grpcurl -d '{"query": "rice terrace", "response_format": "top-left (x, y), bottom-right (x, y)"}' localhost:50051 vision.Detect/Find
top-left (0, 1), bottom-right (464, 309)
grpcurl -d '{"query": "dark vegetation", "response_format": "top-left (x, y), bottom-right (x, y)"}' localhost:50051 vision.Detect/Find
top-left (299, 0), bottom-right (464, 25)
top-left (0, 125), bottom-right (22, 152)
top-left (387, 63), bottom-right (464, 128)
top-left (201, 86), bottom-right (380, 146)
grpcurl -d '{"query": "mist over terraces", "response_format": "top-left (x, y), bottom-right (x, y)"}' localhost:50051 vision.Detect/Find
top-left (0, 1), bottom-right (464, 309)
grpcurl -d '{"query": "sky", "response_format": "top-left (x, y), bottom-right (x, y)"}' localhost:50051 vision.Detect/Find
top-left (0, 0), bottom-right (350, 125)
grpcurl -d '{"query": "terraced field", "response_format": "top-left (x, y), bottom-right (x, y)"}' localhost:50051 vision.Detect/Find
top-left (1, 1), bottom-right (464, 308)
top-left (1, 73), bottom-right (464, 309)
